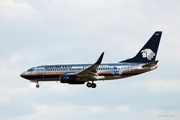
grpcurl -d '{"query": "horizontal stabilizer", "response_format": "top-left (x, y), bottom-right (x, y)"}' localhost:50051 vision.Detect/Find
top-left (142, 60), bottom-right (159, 68)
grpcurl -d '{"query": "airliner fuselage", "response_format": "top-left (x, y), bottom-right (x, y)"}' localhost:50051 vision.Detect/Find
top-left (21, 63), bottom-right (144, 81)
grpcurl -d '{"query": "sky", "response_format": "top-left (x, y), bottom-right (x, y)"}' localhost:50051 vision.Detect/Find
top-left (0, 0), bottom-right (180, 120)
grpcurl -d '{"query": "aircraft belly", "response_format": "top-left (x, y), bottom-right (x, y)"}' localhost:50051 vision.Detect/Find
top-left (22, 72), bottom-right (62, 81)
top-left (34, 77), bottom-right (59, 81)
top-left (28, 76), bottom-right (59, 81)
top-left (100, 75), bottom-right (120, 80)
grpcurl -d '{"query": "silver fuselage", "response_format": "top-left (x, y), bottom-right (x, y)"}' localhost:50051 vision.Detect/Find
top-left (20, 62), bottom-right (157, 82)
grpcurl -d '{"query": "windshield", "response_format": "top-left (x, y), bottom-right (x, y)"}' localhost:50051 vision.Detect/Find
top-left (27, 68), bottom-right (34, 72)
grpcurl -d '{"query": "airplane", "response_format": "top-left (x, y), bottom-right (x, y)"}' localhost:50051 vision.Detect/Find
top-left (20, 31), bottom-right (162, 88)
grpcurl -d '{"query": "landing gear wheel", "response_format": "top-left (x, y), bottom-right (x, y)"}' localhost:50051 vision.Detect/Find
top-left (91, 83), bottom-right (96, 88)
top-left (86, 82), bottom-right (96, 88)
top-left (36, 84), bottom-right (40, 88)
top-left (86, 82), bottom-right (92, 88)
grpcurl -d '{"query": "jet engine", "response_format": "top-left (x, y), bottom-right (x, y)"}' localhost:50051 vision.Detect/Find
top-left (60, 74), bottom-right (85, 84)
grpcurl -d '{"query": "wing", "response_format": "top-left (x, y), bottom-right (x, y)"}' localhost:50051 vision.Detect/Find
top-left (76, 52), bottom-right (104, 80)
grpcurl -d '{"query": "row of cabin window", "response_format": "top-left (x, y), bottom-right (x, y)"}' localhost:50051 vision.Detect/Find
top-left (45, 68), bottom-right (83, 71)
top-left (98, 68), bottom-right (117, 70)
top-left (45, 67), bottom-right (120, 72)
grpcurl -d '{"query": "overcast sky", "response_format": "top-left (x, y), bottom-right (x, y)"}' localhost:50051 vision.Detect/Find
top-left (0, 0), bottom-right (180, 120)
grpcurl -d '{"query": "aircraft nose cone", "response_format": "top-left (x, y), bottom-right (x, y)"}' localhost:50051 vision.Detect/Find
top-left (20, 72), bottom-right (31, 80)
top-left (20, 72), bottom-right (26, 79)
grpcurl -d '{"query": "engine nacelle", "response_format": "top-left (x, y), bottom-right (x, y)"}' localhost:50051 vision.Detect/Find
top-left (60, 74), bottom-right (85, 84)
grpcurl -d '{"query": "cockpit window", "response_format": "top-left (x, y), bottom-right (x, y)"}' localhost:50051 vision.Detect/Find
top-left (27, 68), bottom-right (33, 72)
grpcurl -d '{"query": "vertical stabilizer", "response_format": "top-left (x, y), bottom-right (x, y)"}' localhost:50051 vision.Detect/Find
top-left (121, 31), bottom-right (162, 63)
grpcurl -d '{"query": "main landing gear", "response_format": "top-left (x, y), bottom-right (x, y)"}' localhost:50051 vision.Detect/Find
top-left (86, 82), bottom-right (97, 88)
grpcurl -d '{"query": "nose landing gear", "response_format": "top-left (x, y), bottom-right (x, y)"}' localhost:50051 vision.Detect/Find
top-left (86, 82), bottom-right (97, 88)
top-left (30, 80), bottom-right (40, 88)
top-left (36, 84), bottom-right (40, 88)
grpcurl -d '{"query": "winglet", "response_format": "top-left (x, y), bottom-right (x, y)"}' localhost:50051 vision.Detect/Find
top-left (95, 52), bottom-right (104, 64)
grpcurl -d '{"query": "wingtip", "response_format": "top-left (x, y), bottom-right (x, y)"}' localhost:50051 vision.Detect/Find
top-left (155, 31), bottom-right (162, 34)
top-left (95, 52), bottom-right (104, 64)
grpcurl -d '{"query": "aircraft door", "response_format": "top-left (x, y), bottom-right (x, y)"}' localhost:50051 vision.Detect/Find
top-left (128, 65), bottom-right (132, 72)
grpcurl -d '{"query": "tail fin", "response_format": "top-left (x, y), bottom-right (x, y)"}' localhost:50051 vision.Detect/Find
top-left (121, 31), bottom-right (162, 63)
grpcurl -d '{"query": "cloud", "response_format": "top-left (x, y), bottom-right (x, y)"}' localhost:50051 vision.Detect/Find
top-left (10, 51), bottom-right (24, 65)
top-left (32, 103), bottom-right (77, 115)
top-left (89, 106), bottom-right (108, 113)
top-left (10, 104), bottom-right (179, 120)
top-left (0, 0), bottom-right (180, 120)
top-left (126, 78), bottom-right (180, 94)
top-left (147, 79), bottom-right (180, 93)
top-left (0, 0), bottom-right (41, 21)
top-left (0, 94), bottom-right (10, 103)
top-left (47, 83), bottom-right (68, 94)
top-left (8, 49), bottom-right (40, 67)
top-left (27, 104), bottom-right (129, 118)
top-left (116, 106), bottom-right (130, 112)
top-left (0, 84), bottom-right (34, 100)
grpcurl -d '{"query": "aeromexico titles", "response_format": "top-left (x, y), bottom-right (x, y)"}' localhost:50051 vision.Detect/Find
top-left (20, 31), bottom-right (162, 88)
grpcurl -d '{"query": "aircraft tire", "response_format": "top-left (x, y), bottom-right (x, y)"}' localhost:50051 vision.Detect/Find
top-left (91, 83), bottom-right (96, 88)
top-left (36, 84), bottom-right (40, 88)
top-left (86, 82), bottom-right (92, 88)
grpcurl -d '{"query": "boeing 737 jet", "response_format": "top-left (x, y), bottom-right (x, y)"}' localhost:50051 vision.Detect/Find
top-left (20, 31), bottom-right (162, 88)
